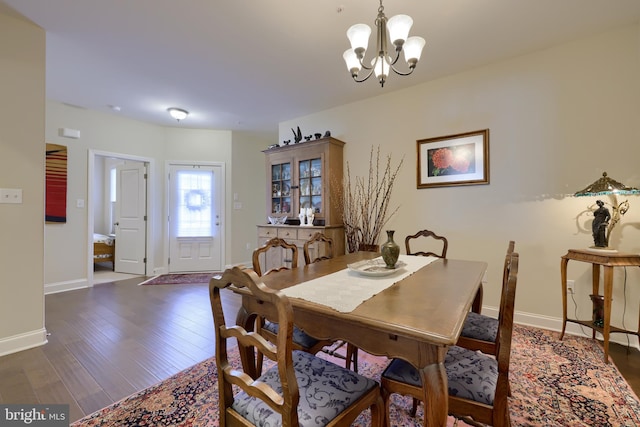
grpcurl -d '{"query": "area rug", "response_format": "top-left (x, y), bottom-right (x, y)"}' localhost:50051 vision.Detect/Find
top-left (71, 325), bottom-right (640, 426)
top-left (139, 272), bottom-right (219, 285)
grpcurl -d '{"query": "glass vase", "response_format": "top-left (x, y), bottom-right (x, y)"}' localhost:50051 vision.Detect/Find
top-left (381, 230), bottom-right (400, 268)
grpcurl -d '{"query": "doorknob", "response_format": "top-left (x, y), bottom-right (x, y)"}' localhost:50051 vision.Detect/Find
top-left (114, 222), bottom-right (119, 226)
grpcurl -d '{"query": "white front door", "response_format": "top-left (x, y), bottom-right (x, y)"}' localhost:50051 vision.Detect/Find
top-left (168, 164), bottom-right (223, 273)
top-left (114, 162), bottom-right (147, 274)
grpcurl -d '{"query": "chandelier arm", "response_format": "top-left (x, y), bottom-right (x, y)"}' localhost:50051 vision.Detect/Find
top-left (389, 62), bottom-right (417, 76)
top-left (352, 67), bottom-right (376, 83)
top-left (357, 57), bottom-right (374, 71)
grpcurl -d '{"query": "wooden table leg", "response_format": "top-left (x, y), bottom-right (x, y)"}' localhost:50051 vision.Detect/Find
top-left (602, 265), bottom-right (613, 363)
top-left (235, 304), bottom-right (258, 379)
top-left (592, 264), bottom-right (600, 339)
top-left (419, 351), bottom-right (448, 427)
top-left (560, 257), bottom-right (569, 340)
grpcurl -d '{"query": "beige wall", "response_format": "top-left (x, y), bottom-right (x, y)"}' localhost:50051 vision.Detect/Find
top-left (280, 24), bottom-right (640, 343)
top-left (0, 13), bottom-right (46, 354)
top-left (44, 102), bottom-right (268, 291)
top-left (231, 132), bottom-right (271, 264)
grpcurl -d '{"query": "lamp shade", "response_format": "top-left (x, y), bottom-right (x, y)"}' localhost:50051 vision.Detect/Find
top-left (574, 172), bottom-right (640, 197)
top-left (403, 36), bottom-right (426, 63)
top-left (372, 56), bottom-right (388, 82)
top-left (387, 14), bottom-right (413, 45)
top-left (347, 24), bottom-right (371, 53)
top-left (343, 49), bottom-right (362, 74)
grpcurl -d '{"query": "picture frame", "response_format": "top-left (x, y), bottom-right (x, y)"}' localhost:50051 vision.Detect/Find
top-left (417, 129), bottom-right (489, 189)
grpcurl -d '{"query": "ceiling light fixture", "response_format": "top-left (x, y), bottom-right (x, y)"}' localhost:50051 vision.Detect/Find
top-left (167, 107), bottom-right (189, 122)
top-left (343, 0), bottom-right (425, 87)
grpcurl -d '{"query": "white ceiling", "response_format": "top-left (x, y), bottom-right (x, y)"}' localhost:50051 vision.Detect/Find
top-left (2, 0), bottom-right (639, 135)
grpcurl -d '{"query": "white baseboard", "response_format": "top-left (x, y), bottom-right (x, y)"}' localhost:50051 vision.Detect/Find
top-left (45, 279), bottom-right (88, 295)
top-left (0, 328), bottom-right (48, 357)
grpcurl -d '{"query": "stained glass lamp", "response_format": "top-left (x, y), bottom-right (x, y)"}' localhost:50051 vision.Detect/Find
top-left (574, 172), bottom-right (640, 249)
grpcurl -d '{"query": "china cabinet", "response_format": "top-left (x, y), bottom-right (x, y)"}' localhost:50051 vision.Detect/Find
top-left (257, 137), bottom-right (345, 269)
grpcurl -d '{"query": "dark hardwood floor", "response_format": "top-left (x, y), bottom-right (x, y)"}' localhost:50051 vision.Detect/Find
top-left (0, 277), bottom-right (241, 422)
top-left (1, 277), bottom-right (639, 423)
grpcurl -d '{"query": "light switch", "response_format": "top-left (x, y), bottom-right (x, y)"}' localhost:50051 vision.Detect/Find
top-left (0, 188), bottom-right (22, 204)
top-left (76, 199), bottom-right (85, 208)
top-left (233, 202), bottom-right (242, 210)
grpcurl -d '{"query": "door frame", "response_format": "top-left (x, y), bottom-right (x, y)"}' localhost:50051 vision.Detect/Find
top-left (88, 150), bottom-right (155, 286)
top-left (164, 160), bottom-right (226, 273)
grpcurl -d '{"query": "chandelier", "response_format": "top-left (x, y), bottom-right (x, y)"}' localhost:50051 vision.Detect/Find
top-left (343, 0), bottom-right (426, 87)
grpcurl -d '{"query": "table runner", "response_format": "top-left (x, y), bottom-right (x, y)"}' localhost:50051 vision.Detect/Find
top-left (281, 255), bottom-right (438, 312)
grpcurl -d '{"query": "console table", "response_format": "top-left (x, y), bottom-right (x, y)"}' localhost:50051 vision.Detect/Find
top-left (560, 249), bottom-right (640, 363)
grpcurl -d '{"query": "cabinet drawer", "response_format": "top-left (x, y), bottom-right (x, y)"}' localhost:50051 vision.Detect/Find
top-left (297, 227), bottom-right (324, 241)
top-left (277, 227), bottom-right (297, 240)
top-left (258, 227), bottom-right (278, 238)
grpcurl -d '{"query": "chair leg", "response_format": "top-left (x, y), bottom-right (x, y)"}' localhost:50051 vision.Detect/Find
top-left (369, 395), bottom-right (385, 427)
top-left (255, 316), bottom-right (265, 375)
top-left (381, 387), bottom-right (392, 427)
top-left (256, 349), bottom-right (264, 376)
top-left (410, 398), bottom-right (419, 417)
top-left (472, 283), bottom-right (483, 314)
top-left (345, 343), bottom-right (359, 372)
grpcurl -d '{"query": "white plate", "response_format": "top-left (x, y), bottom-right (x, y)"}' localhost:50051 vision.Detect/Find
top-left (347, 259), bottom-right (406, 277)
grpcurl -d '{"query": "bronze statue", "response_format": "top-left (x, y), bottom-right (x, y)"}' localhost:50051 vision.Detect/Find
top-left (592, 200), bottom-right (611, 247)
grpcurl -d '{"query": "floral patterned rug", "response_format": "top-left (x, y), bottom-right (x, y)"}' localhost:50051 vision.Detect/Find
top-left (71, 325), bottom-right (640, 426)
top-left (139, 272), bottom-right (219, 285)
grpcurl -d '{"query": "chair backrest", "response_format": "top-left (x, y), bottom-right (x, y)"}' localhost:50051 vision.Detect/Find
top-left (303, 232), bottom-right (334, 265)
top-left (404, 229), bottom-right (448, 258)
top-left (209, 267), bottom-right (300, 426)
top-left (495, 251), bottom-right (518, 369)
top-left (449, 251), bottom-right (519, 426)
top-left (497, 240), bottom-right (516, 323)
top-left (252, 237), bottom-right (298, 276)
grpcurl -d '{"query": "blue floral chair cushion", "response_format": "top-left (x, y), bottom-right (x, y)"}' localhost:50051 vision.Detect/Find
top-left (232, 350), bottom-right (379, 427)
top-left (381, 345), bottom-right (498, 406)
top-left (460, 311), bottom-right (498, 343)
top-left (263, 320), bottom-right (319, 349)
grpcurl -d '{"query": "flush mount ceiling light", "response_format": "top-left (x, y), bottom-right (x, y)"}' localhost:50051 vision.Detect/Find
top-left (167, 107), bottom-right (189, 122)
top-left (343, 0), bottom-right (426, 87)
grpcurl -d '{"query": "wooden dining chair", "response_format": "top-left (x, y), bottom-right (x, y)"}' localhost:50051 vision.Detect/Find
top-left (303, 232), bottom-right (359, 372)
top-left (209, 267), bottom-right (384, 427)
top-left (252, 237), bottom-right (299, 277)
top-left (458, 241), bottom-right (516, 356)
top-left (380, 251), bottom-right (519, 427)
top-left (253, 237), bottom-right (333, 374)
top-left (405, 228), bottom-right (483, 314)
top-left (404, 229), bottom-right (449, 258)
top-left (303, 231), bottom-right (334, 265)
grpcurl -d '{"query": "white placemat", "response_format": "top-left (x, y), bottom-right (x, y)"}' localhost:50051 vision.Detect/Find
top-left (281, 255), bottom-right (438, 313)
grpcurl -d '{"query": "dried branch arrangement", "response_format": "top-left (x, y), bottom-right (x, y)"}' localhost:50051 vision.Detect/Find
top-left (335, 146), bottom-right (404, 252)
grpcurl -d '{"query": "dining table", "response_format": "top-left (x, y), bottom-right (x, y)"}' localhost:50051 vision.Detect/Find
top-left (232, 251), bottom-right (487, 427)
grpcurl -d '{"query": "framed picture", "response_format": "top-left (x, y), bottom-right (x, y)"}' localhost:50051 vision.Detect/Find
top-left (417, 129), bottom-right (489, 189)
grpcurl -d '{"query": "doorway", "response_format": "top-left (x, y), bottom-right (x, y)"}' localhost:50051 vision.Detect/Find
top-left (167, 162), bottom-right (225, 273)
top-left (88, 150), bottom-right (153, 286)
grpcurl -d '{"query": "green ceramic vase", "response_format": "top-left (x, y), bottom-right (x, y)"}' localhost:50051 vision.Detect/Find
top-left (381, 230), bottom-right (400, 268)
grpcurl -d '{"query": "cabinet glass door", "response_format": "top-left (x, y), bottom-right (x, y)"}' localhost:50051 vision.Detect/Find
top-left (271, 162), bottom-right (291, 214)
top-left (299, 158), bottom-right (321, 213)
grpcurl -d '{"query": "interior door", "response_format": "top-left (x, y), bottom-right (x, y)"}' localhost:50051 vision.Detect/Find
top-left (168, 164), bottom-right (223, 273)
top-left (114, 162), bottom-right (147, 274)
